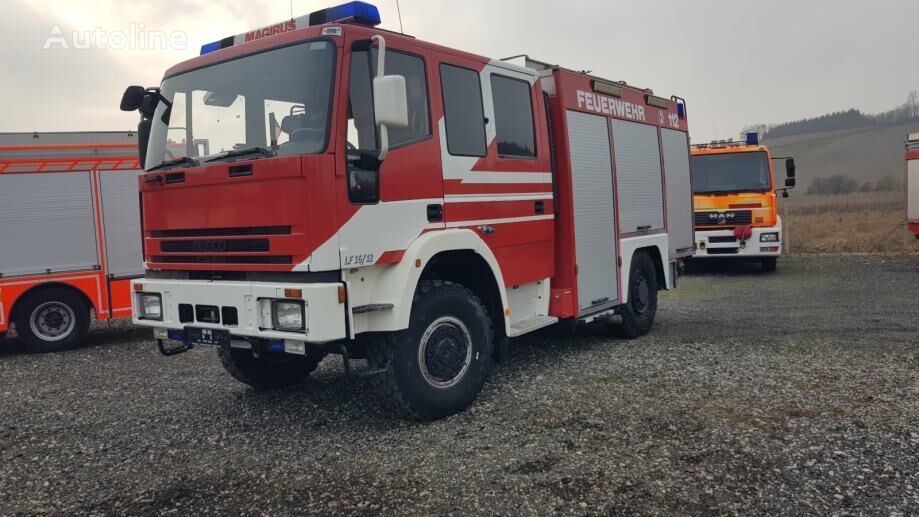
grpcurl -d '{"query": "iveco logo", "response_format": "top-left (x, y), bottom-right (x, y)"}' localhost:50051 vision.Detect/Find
top-left (193, 240), bottom-right (227, 253)
top-left (708, 212), bottom-right (736, 225)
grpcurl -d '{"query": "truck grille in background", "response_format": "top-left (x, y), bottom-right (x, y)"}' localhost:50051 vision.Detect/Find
top-left (708, 236), bottom-right (738, 244)
top-left (695, 210), bottom-right (753, 227)
top-left (707, 248), bottom-right (740, 255)
top-left (160, 239), bottom-right (270, 253)
top-left (151, 226), bottom-right (291, 238)
top-left (153, 256), bottom-right (292, 265)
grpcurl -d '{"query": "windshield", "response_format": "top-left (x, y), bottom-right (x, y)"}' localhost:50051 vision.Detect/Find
top-left (692, 151), bottom-right (773, 194)
top-left (146, 40), bottom-right (336, 170)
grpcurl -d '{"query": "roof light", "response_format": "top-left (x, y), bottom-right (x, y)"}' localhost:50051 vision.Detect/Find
top-left (591, 80), bottom-right (622, 98)
top-left (746, 132), bottom-right (759, 146)
top-left (309, 1), bottom-right (381, 27)
top-left (645, 94), bottom-right (670, 109)
top-left (199, 2), bottom-right (380, 56)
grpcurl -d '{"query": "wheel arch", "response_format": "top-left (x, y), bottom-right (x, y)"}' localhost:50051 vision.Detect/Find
top-left (619, 234), bottom-right (671, 301)
top-left (10, 282), bottom-right (96, 326)
top-left (347, 229), bottom-right (510, 337)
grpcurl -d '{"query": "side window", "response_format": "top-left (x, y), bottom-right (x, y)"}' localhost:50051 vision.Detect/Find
top-left (490, 75), bottom-right (536, 158)
top-left (440, 64), bottom-right (486, 157)
top-left (348, 49), bottom-right (430, 151)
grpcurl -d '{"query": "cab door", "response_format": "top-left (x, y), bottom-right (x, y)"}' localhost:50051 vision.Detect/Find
top-left (332, 34), bottom-right (442, 269)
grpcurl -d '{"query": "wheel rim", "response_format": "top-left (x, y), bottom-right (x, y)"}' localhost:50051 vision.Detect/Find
top-left (418, 316), bottom-right (473, 389)
top-left (632, 272), bottom-right (650, 315)
top-left (29, 302), bottom-right (76, 342)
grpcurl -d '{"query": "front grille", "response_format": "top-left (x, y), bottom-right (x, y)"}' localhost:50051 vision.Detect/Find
top-left (151, 226), bottom-right (291, 238)
top-left (153, 255), bottom-right (293, 265)
top-left (709, 236), bottom-right (738, 244)
top-left (160, 239), bottom-right (269, 253)
top-left (695, 210), bottom-right (753, 227)
top-left (707, 248), bottom-right (739, 255)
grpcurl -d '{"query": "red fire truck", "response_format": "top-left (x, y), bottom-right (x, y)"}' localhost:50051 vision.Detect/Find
top-left (120, 2), bottom-right (694, 419)
top-left (908, 133), bottom-right (919, 238)
top-left (0, 132), bottom-right (143, 352)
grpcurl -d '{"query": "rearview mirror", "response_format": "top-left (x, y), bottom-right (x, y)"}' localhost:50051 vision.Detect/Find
top-left (120, 85), bottom-right (146, 112)
top-left (785, 177), bottom-right (796, 188)
top-left (786, 158), bottom-right (796, 178)
top-left (373, 75), bottom-right (409, 129)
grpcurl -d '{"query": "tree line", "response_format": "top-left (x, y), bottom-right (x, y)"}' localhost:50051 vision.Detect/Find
top-left (743, 91), bottom-right (919, 141)
top-left (806, 174), bottom-right (904, 196)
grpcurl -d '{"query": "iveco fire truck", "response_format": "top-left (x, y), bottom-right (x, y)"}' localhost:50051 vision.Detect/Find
top-left (690, 134), bottom-right (796, 272)
top-left (0, 132), bottom-right (143, 352)
top-left (120, 2), bottom-right (695, 419)
top-left (907, 133), bottom-right (919, 238)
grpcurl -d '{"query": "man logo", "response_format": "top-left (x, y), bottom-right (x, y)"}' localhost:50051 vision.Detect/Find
top-left (708, 212), bottom-right (735, 226)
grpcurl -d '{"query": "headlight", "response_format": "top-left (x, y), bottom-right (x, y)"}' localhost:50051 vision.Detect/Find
top-left (272, 300), bottom-right (305, 331)
top-left (760, 233), bottom-right (779, 243)
top-left (138, 293), bottom-right (163, 321)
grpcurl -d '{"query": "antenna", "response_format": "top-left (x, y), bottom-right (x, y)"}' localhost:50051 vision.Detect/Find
top-left (395, 0), bottom-right (404, 33)
top-left (289, 0), bottom-right (294, 19)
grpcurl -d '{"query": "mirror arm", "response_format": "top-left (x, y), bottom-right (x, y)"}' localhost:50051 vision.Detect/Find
top-left (372, 34), bottom-right (390, 161)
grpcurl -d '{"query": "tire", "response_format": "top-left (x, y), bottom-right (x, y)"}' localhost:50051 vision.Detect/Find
top-left (218, 347), bottom-right (326, 390)
top-left (762, 257), bottom-right (778, 272)
top-left (14, 288), bottom-right (90, 353)
top-left (368, 280), bottom-right (494, 421)
top-left (611, 252), bottom-right (659, 339)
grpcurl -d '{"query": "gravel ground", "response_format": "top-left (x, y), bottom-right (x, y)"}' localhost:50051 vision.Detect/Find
top-left (1, 255), bottom-right (917, 516)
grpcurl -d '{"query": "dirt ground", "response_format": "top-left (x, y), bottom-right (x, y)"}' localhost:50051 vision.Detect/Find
top-left (0, 255), bottom-right (917, 516)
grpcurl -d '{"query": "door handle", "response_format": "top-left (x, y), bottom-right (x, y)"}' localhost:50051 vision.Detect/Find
top-left (478, 225), bottom-right (496, 235)
top-left (427, 204), bottom-right (443, 222)
top-left (535, 200), bottom-right (545, 214)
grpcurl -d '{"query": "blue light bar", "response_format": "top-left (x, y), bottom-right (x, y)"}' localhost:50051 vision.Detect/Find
top-left (746, 132), bottom-right (759, 146)
top-left (200, 36), bottom-right (235, 56)
top-left (309, 1), bottom-right (381, 27)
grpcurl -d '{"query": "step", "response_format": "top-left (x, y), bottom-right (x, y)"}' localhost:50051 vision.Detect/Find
top-left (508, 315), bottom-right (559, 337)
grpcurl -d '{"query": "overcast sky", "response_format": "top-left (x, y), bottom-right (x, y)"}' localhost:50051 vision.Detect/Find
top-left (2, 0), bottom-right (918, 142)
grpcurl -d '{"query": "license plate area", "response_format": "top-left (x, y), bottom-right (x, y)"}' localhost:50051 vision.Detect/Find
top-left (185, 327), bottom-right (230, 348)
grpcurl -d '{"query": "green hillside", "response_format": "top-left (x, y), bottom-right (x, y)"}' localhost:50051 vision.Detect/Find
top-left (761, 122), bottom-right (919, 190)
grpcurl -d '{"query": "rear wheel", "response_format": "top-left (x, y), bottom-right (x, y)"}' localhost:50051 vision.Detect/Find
top-left (368, 280), bottom-right (494, 421)
top-left (218, 347), bottom-right (326, 390)
top-left (14, 288), bottom-right (90, 353)
top-left (762, 257), bottom-right (778, 272)
top-left (610, 252), bottom-right (659, 339)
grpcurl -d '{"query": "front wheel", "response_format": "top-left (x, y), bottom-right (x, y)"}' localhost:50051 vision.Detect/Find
top-left (610, 252), bottom-right (659, 339)
top-left (218, 347), bottom-right (326, 390)
top-left (761, 257), bottom-right (778, 272)
top-left (368, 280), bottom-right (494, 421)
top-left (14, 288), bottom-right (90, 353)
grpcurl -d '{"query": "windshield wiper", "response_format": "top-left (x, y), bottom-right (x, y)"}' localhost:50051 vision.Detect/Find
top-left (204, 146), bottom-right (276, 164)
top-left (147, 156), bottom-right (199, 172)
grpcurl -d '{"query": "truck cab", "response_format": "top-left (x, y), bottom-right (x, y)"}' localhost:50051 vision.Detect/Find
top-left (690, 134), bottom-right (795, 271)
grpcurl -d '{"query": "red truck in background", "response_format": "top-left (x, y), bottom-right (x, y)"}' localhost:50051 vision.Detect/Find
top-left (120, 2), bottom-right (695, 419)
top-left (908, 133), bottom-right (919, 237)
top-left (0, 132), bottom-right (143, 352)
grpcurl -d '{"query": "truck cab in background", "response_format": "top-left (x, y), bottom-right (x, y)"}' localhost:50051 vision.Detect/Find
top-left (907, 133), bottom-right (919, 238)
top-left (690, 133), bottom-right (796, 272)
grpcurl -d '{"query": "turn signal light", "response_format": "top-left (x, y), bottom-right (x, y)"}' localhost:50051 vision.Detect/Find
top-left (284, 288), bottom-right (303, 298)
top-left (133, 283), bottom-right (143, 292)
top-left (338, 285), bottom-right (347, 304)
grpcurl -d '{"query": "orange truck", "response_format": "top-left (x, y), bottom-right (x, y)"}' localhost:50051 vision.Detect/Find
top-left (0, 132), bottom-right (144, 352)
top-left (690, 133), bottom-right (796, 271)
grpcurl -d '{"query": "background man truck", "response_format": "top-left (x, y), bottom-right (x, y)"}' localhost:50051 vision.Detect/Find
top-left (690, 133), bottom-right (796, 272)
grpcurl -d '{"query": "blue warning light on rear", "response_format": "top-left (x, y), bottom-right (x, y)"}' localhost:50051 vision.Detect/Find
top-left (309, 2), bottom-right (382, 27)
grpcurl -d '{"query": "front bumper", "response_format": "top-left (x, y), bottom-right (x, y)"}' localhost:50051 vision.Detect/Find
top-left (694, 225), bottom-right (782, 259)
top-left (130, 278), bottom-right (347, 344)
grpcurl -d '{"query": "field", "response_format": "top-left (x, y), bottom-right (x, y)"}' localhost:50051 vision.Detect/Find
top-left (1, 255), bottom-right (917, 515)
top-left (781, 191), bottom-right (918, 254)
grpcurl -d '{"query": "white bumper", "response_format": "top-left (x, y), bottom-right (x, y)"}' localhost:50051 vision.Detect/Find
top-left (694, 222), bottom-right (782, 259)
top-left (130, 278), bottom-right (347, 344)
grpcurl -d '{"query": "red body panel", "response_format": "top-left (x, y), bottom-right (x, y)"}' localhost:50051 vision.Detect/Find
top-left (546, 69), bottom-right (688, 318)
